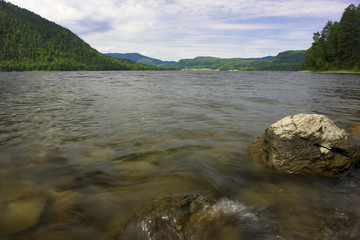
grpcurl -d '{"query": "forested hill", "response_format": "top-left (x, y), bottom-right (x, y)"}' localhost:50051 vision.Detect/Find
top-left (304, 4), bottom-right (360, 71)
top-left (0, 1), bottom-right (157, 71)
top-left (108, 50), bottom-right (306, 71)
top-left (157, 50), bottom-right (306, 71)
top-left (106, 53), bottom-right (176, 66)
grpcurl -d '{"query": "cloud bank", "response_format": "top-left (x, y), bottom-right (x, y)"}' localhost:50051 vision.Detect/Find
top-left (9, 0), bottom-right (354, 60)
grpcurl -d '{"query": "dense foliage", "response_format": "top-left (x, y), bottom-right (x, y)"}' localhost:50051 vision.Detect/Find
top-left (304, 4), bottom-right (360, 71)
top-left (0, 1), bottom-right (157, 71)
top-left (155, 50), bottom-right (306, 71)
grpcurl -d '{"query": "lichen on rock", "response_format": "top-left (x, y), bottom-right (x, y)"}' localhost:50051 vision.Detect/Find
top-left (247, 114), bottom-right (360, 178)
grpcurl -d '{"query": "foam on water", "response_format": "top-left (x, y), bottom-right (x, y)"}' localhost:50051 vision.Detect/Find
top-left (211, 198), bottom-right (258, 220)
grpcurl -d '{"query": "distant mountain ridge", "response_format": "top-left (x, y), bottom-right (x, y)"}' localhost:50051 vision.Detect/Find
top-left (108, 51), bottom-right (306, 71)
top-left (241, 56), bottom-right (274, 61)
top-left (0, 0), bottom-right (157, 71)
top-left (106, 53), bottom-right (176, 66)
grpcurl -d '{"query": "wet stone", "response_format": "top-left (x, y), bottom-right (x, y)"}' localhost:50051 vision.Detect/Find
top-left (49, 190), bottom-right (83, 215)
top-left (347, 123), bottom-right (360, 146)
top-left (312, 211), bottom-right (360, 240)
top-left (0, 196), bottom-right (47, 238)
top-left (120, 193), bottom-right (271, 240)
top-left (0, 180), bottom-right (48, 238)
top-left (121, 194), bottom-right (217, 240)
top-left (247, 114), bottom-right (360, 178)
top-left (121, 194), bottom-right (240, 239)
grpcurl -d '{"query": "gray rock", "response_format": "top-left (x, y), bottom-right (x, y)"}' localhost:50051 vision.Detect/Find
top-left (247, 114), bottom-right (360, 178)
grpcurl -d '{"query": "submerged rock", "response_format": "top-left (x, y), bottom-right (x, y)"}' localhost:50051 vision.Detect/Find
top-left (49, 190), bottom-right (83, 214)
top-left (122, 194), bottom-right (217, 240)
top-left (121, 194), bottom-right (260, 240)
top-left (0, 180), bottom-right (48, 238)
top-left (247, 114), bottom-right (360, 178)
top-left (347, 123), bottom-right (360, 146)
top-left (316, 211), bottom-right (360, 240)
top-left (0, 196), bottom-right (47, 237)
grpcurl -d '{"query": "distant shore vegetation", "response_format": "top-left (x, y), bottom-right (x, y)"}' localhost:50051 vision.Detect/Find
top-left (107, 51), bottom-right (307, 71)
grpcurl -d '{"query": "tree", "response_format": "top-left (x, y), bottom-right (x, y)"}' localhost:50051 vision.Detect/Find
top-left (337, 4), bottom-right (360, 69)
top-left (0, 0), bottom-right (157, 71)
top-left (304, 4), bottom-right (360, 71)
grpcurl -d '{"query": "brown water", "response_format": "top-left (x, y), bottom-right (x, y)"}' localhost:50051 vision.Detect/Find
top-left (0, 71), bottom-right (360, 239)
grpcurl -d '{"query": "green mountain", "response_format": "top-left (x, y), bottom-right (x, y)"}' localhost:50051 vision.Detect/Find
top-left (0, 0), bottom-right (157, 71)
top-left (106, 53), bottom-right (176, 66)
top-left (156, 50), bottom-right (306, 71)
top-left (304, 4), bottom-right (360, 71)
top-left (0, 0), bottom-right (308, 72)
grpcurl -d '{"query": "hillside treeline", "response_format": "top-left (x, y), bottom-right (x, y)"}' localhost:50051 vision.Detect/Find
top-left (157, 50), bottom-right (306, 71)
top-left (0, 1), bottom-right (156, 71)
top-left (304, 4), bottom-right (360, 71)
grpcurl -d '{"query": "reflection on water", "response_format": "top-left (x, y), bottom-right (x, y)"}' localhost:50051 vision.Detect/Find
top-left (0, 71), bottom-right (360, 239)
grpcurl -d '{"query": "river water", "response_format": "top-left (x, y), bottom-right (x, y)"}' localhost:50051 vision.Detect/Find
top-left (0, 71), bottom-right (360, 239)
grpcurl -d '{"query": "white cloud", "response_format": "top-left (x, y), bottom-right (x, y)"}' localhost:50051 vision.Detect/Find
top-left (211, 23), bottom-right (288, 31)
top-left (7, 0), bottom-right (355, 60)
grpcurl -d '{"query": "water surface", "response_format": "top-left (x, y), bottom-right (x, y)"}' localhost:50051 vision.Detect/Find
top-left (0, 71), bottom-right (360, 239)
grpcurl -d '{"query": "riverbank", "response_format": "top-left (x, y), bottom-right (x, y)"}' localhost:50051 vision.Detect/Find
top-left (299, 70), bottom-right (360, 74)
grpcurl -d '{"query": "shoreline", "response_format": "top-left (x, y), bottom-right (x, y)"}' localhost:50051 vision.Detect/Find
top-left (299, 70), bottom-right (360, 74)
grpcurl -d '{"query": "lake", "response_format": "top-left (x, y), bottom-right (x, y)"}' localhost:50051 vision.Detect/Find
top-left (0, 71), bottom-right (360, 239)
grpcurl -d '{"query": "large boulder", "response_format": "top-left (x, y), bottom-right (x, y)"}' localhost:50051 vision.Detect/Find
top-left (247, 114), bottom-right (360, 178)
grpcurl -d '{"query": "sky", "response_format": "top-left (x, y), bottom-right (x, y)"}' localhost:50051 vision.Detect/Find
top-left (8, 0), bottom-right (356, 61)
